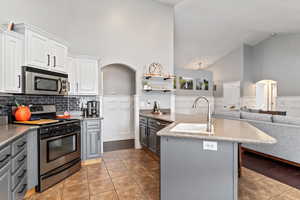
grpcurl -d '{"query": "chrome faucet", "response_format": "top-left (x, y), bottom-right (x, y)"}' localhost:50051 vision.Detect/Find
top-left (192, 96), bottom-right (212, 132)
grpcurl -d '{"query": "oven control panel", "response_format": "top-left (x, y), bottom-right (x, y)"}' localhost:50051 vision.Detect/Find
top-left (39, 121), bottom-right (80, 139)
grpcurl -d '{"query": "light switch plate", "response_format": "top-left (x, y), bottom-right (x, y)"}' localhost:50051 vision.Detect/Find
top-left (203, 141), bottom-right (218, 151)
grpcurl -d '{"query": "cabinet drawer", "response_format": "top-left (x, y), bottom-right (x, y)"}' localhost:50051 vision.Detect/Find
top-left (11, 149), bottom-right (27, 173)
top-left (148, 119), bottom-right (170, 130)
top-left (86, 120), bottom-right (100, 130)
top-left (139, 116), bottom-right (148, 125)
top-left (12, 175), bottom-right (27, 200)
top-left (12, 135), bottom-right (27, 157)
top-left (0, 145), bottom-right (11, 169)
top-left (11, 163), bottom-right (26, 190)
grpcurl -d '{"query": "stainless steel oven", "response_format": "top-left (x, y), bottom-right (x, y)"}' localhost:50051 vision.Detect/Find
top-left (23, 66), bottom-right (69, 95)
top-left (38, 121), bottom-right (81, 192)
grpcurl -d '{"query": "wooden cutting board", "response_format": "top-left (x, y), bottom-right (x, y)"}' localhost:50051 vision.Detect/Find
top-left (14, 119), bottom-right (59, 125)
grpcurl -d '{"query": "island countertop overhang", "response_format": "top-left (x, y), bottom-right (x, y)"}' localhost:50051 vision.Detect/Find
top-left (140, 112), bottom-right (276, 144)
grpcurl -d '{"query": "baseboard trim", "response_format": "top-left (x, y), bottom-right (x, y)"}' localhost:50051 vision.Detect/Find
top-left (24, 187), bottom-right (36, 199)
top-left (81, 158), bottom-right (102, 166)
top-left (142, 147), bottom-right (159, 161)
top-left (242, 147), bottom-right (300, 168)
top-left (103, 139), bottom-right (135, 152)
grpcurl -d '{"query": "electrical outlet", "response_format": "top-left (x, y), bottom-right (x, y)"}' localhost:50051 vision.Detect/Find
top-left (203, 141), bottom-right (218, 151)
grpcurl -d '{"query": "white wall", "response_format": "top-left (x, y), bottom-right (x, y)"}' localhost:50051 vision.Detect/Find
top-left (0, 0), bottom-right (70, 41)
top-left (102, 64), bottom-right (136, 96)
top-left (0, 0), bottom-right (174, 109)
top-left (67, 0), bottom-right (174, 73)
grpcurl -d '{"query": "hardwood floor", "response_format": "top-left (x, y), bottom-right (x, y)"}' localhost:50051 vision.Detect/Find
top-left (26, 149), bottom-right (300, 200)
top-left (243, 151), bottom-right (300, 190)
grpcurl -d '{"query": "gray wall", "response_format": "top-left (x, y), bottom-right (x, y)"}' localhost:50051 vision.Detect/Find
top-left (102, 64), bottom-right (136, 96)
top-left (252, 34), bottom-right (300, 96)
top-left (242, 44), bottom-right (256, 97)
top-left (209, 33), bottom-right (300, 97)
top-left (175, 68), bottom-right (213, 96)
top-left (208, 46), bottom-right (243, 97)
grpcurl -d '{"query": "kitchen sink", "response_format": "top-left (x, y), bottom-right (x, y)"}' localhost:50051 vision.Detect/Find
top-left (170, 123), bottom-right (214, 135)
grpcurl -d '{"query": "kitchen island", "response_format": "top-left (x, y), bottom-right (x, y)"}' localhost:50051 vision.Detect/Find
top-left (153, 113), bottom-right (276, 200)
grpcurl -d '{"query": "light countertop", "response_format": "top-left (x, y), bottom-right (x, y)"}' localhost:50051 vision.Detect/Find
top-left (140, 111), bottom-right (276, 144)
top-left (70, 116), bottom-right (104, 121)
top-left (0, 125), bottom-right (38, 148)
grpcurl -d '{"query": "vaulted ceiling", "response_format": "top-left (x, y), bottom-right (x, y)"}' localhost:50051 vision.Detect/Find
top-left (154, 0), bottom-right (184, 6)
top-left (173, 0), bottom-right (300, 69)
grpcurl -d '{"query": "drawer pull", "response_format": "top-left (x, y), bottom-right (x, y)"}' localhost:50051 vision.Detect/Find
top-left (18, 184), bottom-right (27, 194)
top-left (156, 121), bottom-right (169, 126)
top-left (17, 155), bottom-right (27, 163)
top-left (17, 141), bottom-right (26, 148)
top-left (0, 154), bottom-right (10, 162)
top-left (18, 169), bottom-right (27, 179)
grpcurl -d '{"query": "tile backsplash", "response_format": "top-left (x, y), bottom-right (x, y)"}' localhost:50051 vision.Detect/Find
top-left (0, 95), bottom-right (98, 116)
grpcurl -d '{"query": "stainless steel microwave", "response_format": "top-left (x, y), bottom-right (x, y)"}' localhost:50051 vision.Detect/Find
top-left (23, 66), bottom-right (69, 95)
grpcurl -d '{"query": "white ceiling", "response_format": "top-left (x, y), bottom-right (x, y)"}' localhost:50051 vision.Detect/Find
top-left (175, 0), bottom-right (300, 69)
top-left (154, 0), bottom-right (184, 6)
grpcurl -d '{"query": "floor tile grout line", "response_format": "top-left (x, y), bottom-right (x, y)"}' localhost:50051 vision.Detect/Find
top-left (103, 158), bottom-right (121, 200)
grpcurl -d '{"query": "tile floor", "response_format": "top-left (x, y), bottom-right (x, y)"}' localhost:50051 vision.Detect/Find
top-left (26, 149), bottom-right (300, 200)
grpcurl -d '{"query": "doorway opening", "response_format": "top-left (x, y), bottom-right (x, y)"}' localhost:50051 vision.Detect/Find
top-left (101, 63), bottom-right (136, 152)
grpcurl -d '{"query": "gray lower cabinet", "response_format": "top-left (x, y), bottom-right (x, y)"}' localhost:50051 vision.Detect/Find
top-left (139, 124), bottom-right (148, 147)
top-left (26, 130), bottom-right (38, 190)
top-left (0, 133), bottom-right (28, 200)
top-left (139, 115), bottom-right (171, 155)
top-left (86, 129), bottom-right (101, 159)
top-left (148, 128), bottom-right (157, 153)
top-left (0, 163), bottom-right (11, 200)
top-left (81, 119), bottom-right (102, 161)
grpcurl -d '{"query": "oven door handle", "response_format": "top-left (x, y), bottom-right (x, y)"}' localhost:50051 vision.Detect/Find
top-left (41, 132), bottom-right (79, 141)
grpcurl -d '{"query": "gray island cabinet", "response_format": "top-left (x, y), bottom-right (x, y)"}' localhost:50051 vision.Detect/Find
top-left (157, 114), bottom-right (276, 200)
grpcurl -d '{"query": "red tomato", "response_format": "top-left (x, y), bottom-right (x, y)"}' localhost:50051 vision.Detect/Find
top-left (15, 106), bottom-right (31, 121)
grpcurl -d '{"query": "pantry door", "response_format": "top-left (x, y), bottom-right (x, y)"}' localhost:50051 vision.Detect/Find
top-left (103, 95), bottom-right (134, 142)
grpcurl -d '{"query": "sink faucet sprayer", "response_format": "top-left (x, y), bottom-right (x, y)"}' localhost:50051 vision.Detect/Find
top-left (192, 96), bottom-right (212, 132)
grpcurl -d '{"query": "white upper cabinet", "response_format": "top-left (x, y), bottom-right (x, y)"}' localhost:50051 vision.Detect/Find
top-left (49, 40), bottom-right (67, 73)
top-left (76, 58), bottom-right (99, 95)
top-left (2, 31), bottom-right (24, 93)
top-left (67, 57), bottom-right (77, 95)
top-left (14, 23), bottom-right (68, 73)
top-left (67, 56), bottom-right (99, 96)
top-left (26, 30), bottom-right (50, 70)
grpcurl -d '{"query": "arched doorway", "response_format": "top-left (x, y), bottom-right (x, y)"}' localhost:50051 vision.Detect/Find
top-left (101, 63), bottom-right (137, 152)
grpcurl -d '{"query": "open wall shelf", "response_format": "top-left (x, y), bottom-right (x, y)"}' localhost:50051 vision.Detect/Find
top-left (143, 89), bottom-right (173, 93)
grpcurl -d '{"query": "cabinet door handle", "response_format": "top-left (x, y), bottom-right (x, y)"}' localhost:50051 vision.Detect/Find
top-left (18, 169), bottom-right (27, 179)
top-left (53, 56), bottom-right (56, 67)
top-left (17, 141), bottom-right (26, 148)
top-left (76, 83), bottom-right (79, 92)
top-left (18, 184), bottom-right (27, 194)
top-left (47, 54), bottom-right (50, 66)
top-left (17, 155), bottom-right (27, 163)
top-left (0, 154), bottom-right (10, 162)
top-left (18, 75), bottom-right (21, 88)
top-left (156, 121), bottom-right (169, 126)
